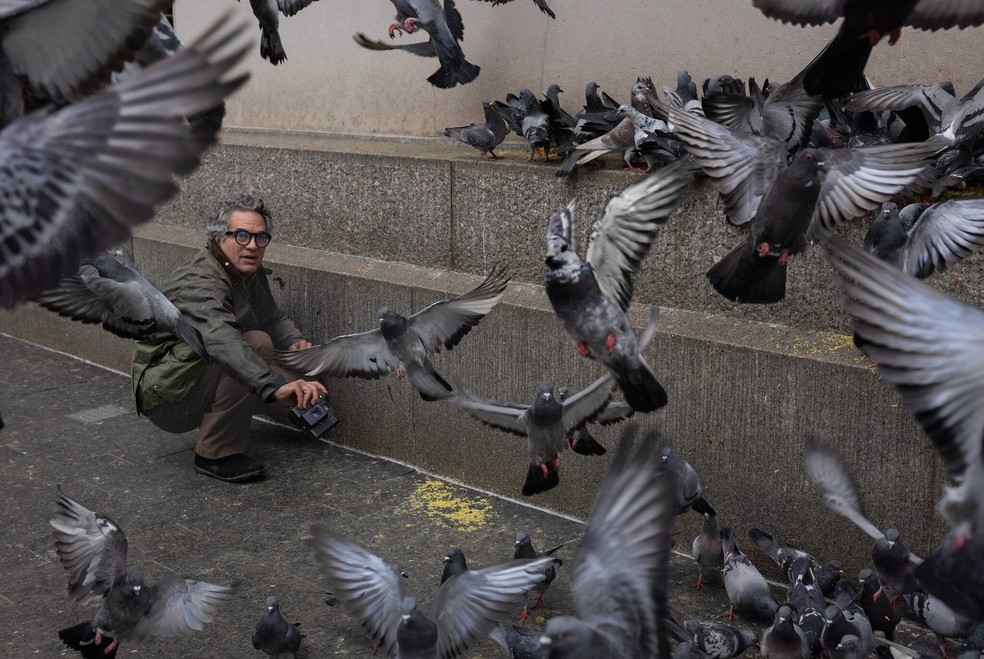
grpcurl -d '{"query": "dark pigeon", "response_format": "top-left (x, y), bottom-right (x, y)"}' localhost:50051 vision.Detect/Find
top-left (0, 16), bottom-right (250, 308)
top-left (444, 98), bottom-right (510, 160)
top-left (37, 254), bottom-right (210, 363)
top-left (539, 427), bottom-right (677, 658)
top-left (544, 161), bottom-right (694, 412)
top-left (513, 531), bottom-right (563, 619)
top-left (871, 528), bottom-right (917, 605)
top-left (470, 0), bottom-right (555, 19)
top-left (819, 604), bottom-right (872, 659)
top-left (440, 547), bottom-right (468, 585)
top-left (274, 267), bottom-right (509, 402)
top-left (692, 513), bottom-right (724, 589)
top-left (556, 385), bottom-right (635, 456)
top-left (914, 531), bottom-right (984, 623)
top-left (761, 604), bottom-right (810, 659)
top-left (252, 595), bottom-right (302, 658)
top-left (660, 446), bottom-right (715, 516)
top-left (496, 89), bottom-right (553, 161)
top-left (357, 0), bottom-right (480, 88)
top-left (748, 528), bottom-right (817, 585)
top-left (306, 528), bottom-right (552, 658)
top-left (51, 495), bottom-right (234, 655)
top-left (720, 528), bottom-right (779, 623)
top-left (857, 569), bottom-right (903, 641)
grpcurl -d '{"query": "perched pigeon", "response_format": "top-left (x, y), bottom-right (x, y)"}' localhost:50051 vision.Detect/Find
top-left (496, 89), bottom-right (554, 161)
top-left (820, 604), bottom-right (872, 659)
top-left (539, 426), bottom-right (677, 658)
top-left (864, 199), bottom-right (984, 278)
top-left (751, 0), bottom-right (984, 98)
top-left (761, 604), bottom-right (810, 659)
top-left (871, 528), bottom-right (917, 604)
top-left (683, 618), bottom-right (759, 658)
top-left (513, 531), bottom-right (563, 619)
top-left (0, 15), bottom-right (250, 309)
top-left (554, 115), bottom-right (636, 178)
top-left (748, 528), bottom-right (841, 595)
top-left (274, 267), bottom-right (509, 401)
top-left (435, 372), bottom-right (619, 495)
top-left (857, 569), bottom-right (903, 641)
top-left (720, 528), bottom-right (779, 623)
top-left (444, 98), bottom-right (510, 160)
top-left (51, 495), bottom-right (234, 655)
top-left (660, 446), bottom-right (715, 516)
top-left (692, 513), bottom-right (724, 589)
top-left (661, 70), bottom-right (705, 117)
top-left (359, 0), bottom-right (479, 89)
top-left (544, 160), bottom-right (694, 412)
top-left (252, 595), bottom-right (302, 658)
top-left (240, 0), bottom-right (321, 65)
top-left (470, 0), bottom-right (555, 19)
top-left (787, 558), bottom-right (829, 625)
top-left (37, 254), bottom-right (209, 362)
top-left (306, 528), bottom-right (551, 658)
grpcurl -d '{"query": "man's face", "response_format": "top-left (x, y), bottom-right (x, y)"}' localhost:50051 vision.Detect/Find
top-left (219, 210), bottom-right (267, 275)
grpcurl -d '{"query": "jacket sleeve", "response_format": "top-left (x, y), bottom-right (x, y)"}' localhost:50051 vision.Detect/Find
top-left (172, 266), bottom-right (287, 403)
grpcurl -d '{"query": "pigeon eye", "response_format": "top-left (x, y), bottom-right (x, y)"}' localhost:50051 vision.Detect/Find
top-left (560, 244), bottom-right (567, 252)
top-left (804, 152), bottom-right (814, 161)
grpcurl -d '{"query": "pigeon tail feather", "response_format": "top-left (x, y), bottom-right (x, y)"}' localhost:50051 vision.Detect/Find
top-left (58, 621), bottom-right (118, 658)
top-left (427, 59), bottom-right (480, 89)
top-left (260, 30), bottom-right (286, 65)
top-left (803, 29), bottom-right (871, 99)
top-left (569, 428), bottom-right (607, 455)
top-left (522, 461), bottom-right (560, 496)
top-left (609, 355), bottom-right (667, 413)
top-left (707, 241), bottom-right (787, 304)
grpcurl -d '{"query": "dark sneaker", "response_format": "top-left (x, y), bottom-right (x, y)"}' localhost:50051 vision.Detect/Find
top-left (194, 453), bottom-right (265, 482)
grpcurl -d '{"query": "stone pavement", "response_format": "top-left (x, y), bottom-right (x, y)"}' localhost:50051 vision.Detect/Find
top-left (0, 333), bottom-right (937, 658)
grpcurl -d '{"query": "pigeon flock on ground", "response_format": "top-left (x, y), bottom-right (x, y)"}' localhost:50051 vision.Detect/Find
top-left (3, 0), bottom-right (984, 657)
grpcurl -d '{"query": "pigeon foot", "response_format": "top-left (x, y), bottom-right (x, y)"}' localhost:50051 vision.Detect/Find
top-left (531, 594), bottom-right (544, 609)
top-left (395, 366), bottom-right (406, 378)
top-left (540, 462), bottom-right (549, 478)
top-left (517, 608), bottom-right (531, 622)
top-left (624, 164), bottom-right (651, 174)
top-left (574, 341), bottom-right (591, 358)
top-left (403, 17), bottom-right (419, 33)
top-left (388, 22), bottom-right (404, 38)
top-left (777, 249), bottom-right (791, 267)
top-left (104, 640), bottom-right (118, 654)
top-left (865, 29), bottom-right (883, 46)
top-left (725, 606), bottom-right (736, 620)
top-left (757, 242), bottom-right (771, 258)
top-left (888, 26), bottom-right (902, 45)
top-left (605, 333), bottom-right (616, 354)
top-left (552, 456), bottom-right (561, 473)
top-left (693, 576), bottom-right (705, 590)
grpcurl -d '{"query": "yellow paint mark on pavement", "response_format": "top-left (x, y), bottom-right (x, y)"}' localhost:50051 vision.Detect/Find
top-left (408, 479), bottom-right (492, 532)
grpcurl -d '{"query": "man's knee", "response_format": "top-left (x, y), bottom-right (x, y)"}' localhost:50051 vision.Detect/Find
top-left (243, 330), bottom-right (273, 357)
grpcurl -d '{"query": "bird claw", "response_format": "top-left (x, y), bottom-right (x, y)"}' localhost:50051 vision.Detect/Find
top-left (757, 242), bottom-right (771, 258)
top-left (403, 17), bottom-right (419, 33)
top-left (395, 366), bottom-right (406, 378)
top-left (103, 640), bottom-right (118, 654)
top-left (531, 594), bottom-right (544, 609)
top-left (725, 606), bottom-right (736, 620)
top-left (605, 333), bottom-right (616, 354)
top-left (574, 341), bottom-right (591, 358)
top-left (777, 249), bottom-right (791, 267)
top-left (540, 463), bottom-right (549, 478)
top-left (388, 23), bottom-right (403, 38)
top-left (517, 608), bottom-right (531, 622)
top-left (888, 27), bottom-right (902, 45)
top-left (692, 577), bottom-right (705, 590)
top-left (865, 29), bottom-right (883, 46)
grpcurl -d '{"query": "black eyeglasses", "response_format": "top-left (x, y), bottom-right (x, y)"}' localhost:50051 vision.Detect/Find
top-left (225, 229), bottom-right (272, 247)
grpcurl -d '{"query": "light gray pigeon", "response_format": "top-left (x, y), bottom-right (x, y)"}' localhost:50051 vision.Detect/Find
top-left (660, 446), bottom-right (715, 516)
top-left (682, 618), bottom-right (759, 658)
top-left (544, 160), bottom-right (694, 412)
top-left (443, 98), bottom-right (510, 160)
top-left (357, 0), bottom-right (479, 89)
top-left (253, 595), bottom-right (302, 658)
top-left (863, 199), bottom-right (984, 278)
top-left (539, 426), bottom-right (677, 658)
top-left (720, 527), bottom-right (779, 623)
top-left (240, 0), bottom-right (322, 65)
top-left (306, 527), bottom-right (552, 658)
top-left (470, 0), bottom-right (555, 19)
top-left (51, 495), bottom-right (235, 655)
top-left (274, 267), bottom-right (509, 401)
top-left (0, 15), bottom-right (250, 308)
top-left (904, 591), bottom-right (977, 640)
top-left (0, 0), bottom-right (165, 114)
top-left (37, 254), bottom-right (209, 362)
top-left (437, 373), bottom-right (617, 495)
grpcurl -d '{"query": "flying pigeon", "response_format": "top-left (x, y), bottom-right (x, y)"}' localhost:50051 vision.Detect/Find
top-left (240, 0), bottom-right (322, 65)
top-left (444, 98), bottom-right (510, 160)
top-left (544, 160), bottom-right (694, 412)
top-left (0, 14), bottom-right (250, 308)
top-left (761, 604), bottom-right (810, 659)
top-left (357, 0), bottom-right (480, 89)
top-left (720, 527), bottom-right (779, 623)
top-left (273, 267), bottom-right (509, 401)
top-left (37, 254), bottom-right (210, 362)
top-left (470, 0), bottom-right (555, 19)
top-left (306, 527), bottom-right (551, 658)
top-left (51, 495), bottom-right (234, 655)
top-left (513, 531), bottom-right (564, 619)
top-left (751, 1), bottom-right (984, 98)
top-left (252, 595), bottom-right (303, 658)
top-left (863, 199), bottom-right (984, 278)
top-left (660, 446), bottom-right (715, 516)
top-left (436, 372), bottom-right (618, 495)
top-left (556, 385), bottom-right (634, 456)
top-left (539, 426), bottom-right (677, 658)
top-left (692, 513), bottom-right (724, 589)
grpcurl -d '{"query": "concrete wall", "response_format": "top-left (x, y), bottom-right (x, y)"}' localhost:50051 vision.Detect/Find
top-left (175, 0), bottom-right (984, 138)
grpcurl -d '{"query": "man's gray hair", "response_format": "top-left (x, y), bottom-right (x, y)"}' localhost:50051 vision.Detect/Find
top-left (206, 195), bottom-right (274, 239)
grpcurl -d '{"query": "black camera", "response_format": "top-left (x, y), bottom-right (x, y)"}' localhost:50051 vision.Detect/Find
top-left (289, 395), bottom-right (338, 438)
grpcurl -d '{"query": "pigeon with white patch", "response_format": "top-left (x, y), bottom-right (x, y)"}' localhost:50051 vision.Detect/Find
top-left (253, 595), bottom-right (302, 658)
top-left (544, 160), bottom-right (693, 412)
top-left (444, 98), bottom-right (510, 160)
top-left (37, 254), bottom-right (209, 362)
top-left (539, 426), bottom-right (677, 658)
top-left (306, 528), bottom-right (551, 658)
top-left (51, 495), bottom-right (234, 656)
top-left (274, 267), bottom-right (508, 402)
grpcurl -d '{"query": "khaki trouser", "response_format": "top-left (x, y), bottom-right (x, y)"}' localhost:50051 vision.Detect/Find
top-left (144, 331), bottom-right (291, 459)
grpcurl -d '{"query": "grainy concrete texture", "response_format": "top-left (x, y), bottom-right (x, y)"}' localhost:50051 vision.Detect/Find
top-left (0, 336), bottom-right (945, 658)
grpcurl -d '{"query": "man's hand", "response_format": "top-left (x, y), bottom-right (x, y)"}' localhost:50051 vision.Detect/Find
top-left (275, 379), bottom-right (327, 409)
top-left (289, 339), bottom-right (312, 351)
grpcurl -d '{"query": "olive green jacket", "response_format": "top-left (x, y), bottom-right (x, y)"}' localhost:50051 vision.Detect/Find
top-left (131, 246), bottom-right (304, 414)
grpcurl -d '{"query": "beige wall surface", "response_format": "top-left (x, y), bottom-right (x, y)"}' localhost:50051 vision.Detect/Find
top-left (176, 1), bottom-right (984, 138)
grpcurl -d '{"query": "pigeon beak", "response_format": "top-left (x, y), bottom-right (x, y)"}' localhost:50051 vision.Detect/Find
top-left (539, 635), bottom-right (552, 646)
top-left (402, 614), bottom-right (410, 622)
top-left (443, 555), bottom-right (450, 563)
top-left (816, 160), bottom-right (826, 170)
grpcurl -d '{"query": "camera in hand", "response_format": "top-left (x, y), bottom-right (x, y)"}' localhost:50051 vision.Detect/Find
top-left (289, 395), bottom-right (338, 438)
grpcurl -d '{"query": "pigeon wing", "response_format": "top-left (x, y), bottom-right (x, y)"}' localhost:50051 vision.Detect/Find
top-left (584, 160), bottom-right (694, 310)
top-left (443, 388), bottom-right (529, 436)
top-left (50, 495), bottom-right (129, 605)
top-left (352, 33), bottom-right (438, 58)
top-left (431, 557), bottom-right (553, 659)
top-left (272, 329), bottom-right (399, 380)
top-left (307, 527), bottom-right (408, 657)
top-left (128, 575), bottom-right (234, 642)
top-left (823, 236), bottom-right (984, 483)
top-left (750, 0), bottom-right (846, 26)
top-left (845, 84), bottom-right (955, 134)
top-left (802, 440), bottom-right (885, 541)
top-left (408, 266), bottom-right (510, 353)
top-left (560, 373), bottom-right (615, 432)
top-left (901, 198), bottom-right (984, 278)
top-left (37, 270), bottom-right (158, 339)
top-left (905, 1), bottom-right (984, 30)
top-left (277, 0), bottom-right (319, 17)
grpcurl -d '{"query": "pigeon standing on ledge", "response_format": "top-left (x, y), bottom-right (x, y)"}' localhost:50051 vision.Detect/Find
top-left (443, 98), bottom-right (509, 160)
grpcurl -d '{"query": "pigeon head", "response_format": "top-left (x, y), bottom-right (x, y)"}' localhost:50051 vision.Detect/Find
top-left (823, 604), bottom-right (843, 624)
top-left (124, 570), bottom-right (145, 593)
top-left (836, 635), bottom-right (862, 653)
top-left (738, 628), bottom-right (759, 647)
top-left (397, 597), bottom-right (436, 647)
top-left (541, 616), bottom-right (597, 654)
top-left (378, 307), bottom-right (409, 341)
top-left (794, 148), bottom-right (826, 174)
top-left (556, 386), bottom-right (569, 401)
top-left (776, 604), bottom-right (794, 624)
top-left (881, 202), bottom-right (898, 218)
top-left (444, 547), bottom-right (464, 564)
top-left (265, 595), bottom-right (279, 612)
top-left (884, 528), bottom-right (900, 545)
top-left (515, 530), bottom-right (530, 546)
top-left (546, 83), bottom-right (563, 98)
top-left (545, 200), bottom-right (579, 267)
top-left (537, 380), bottom-right (555, 400)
